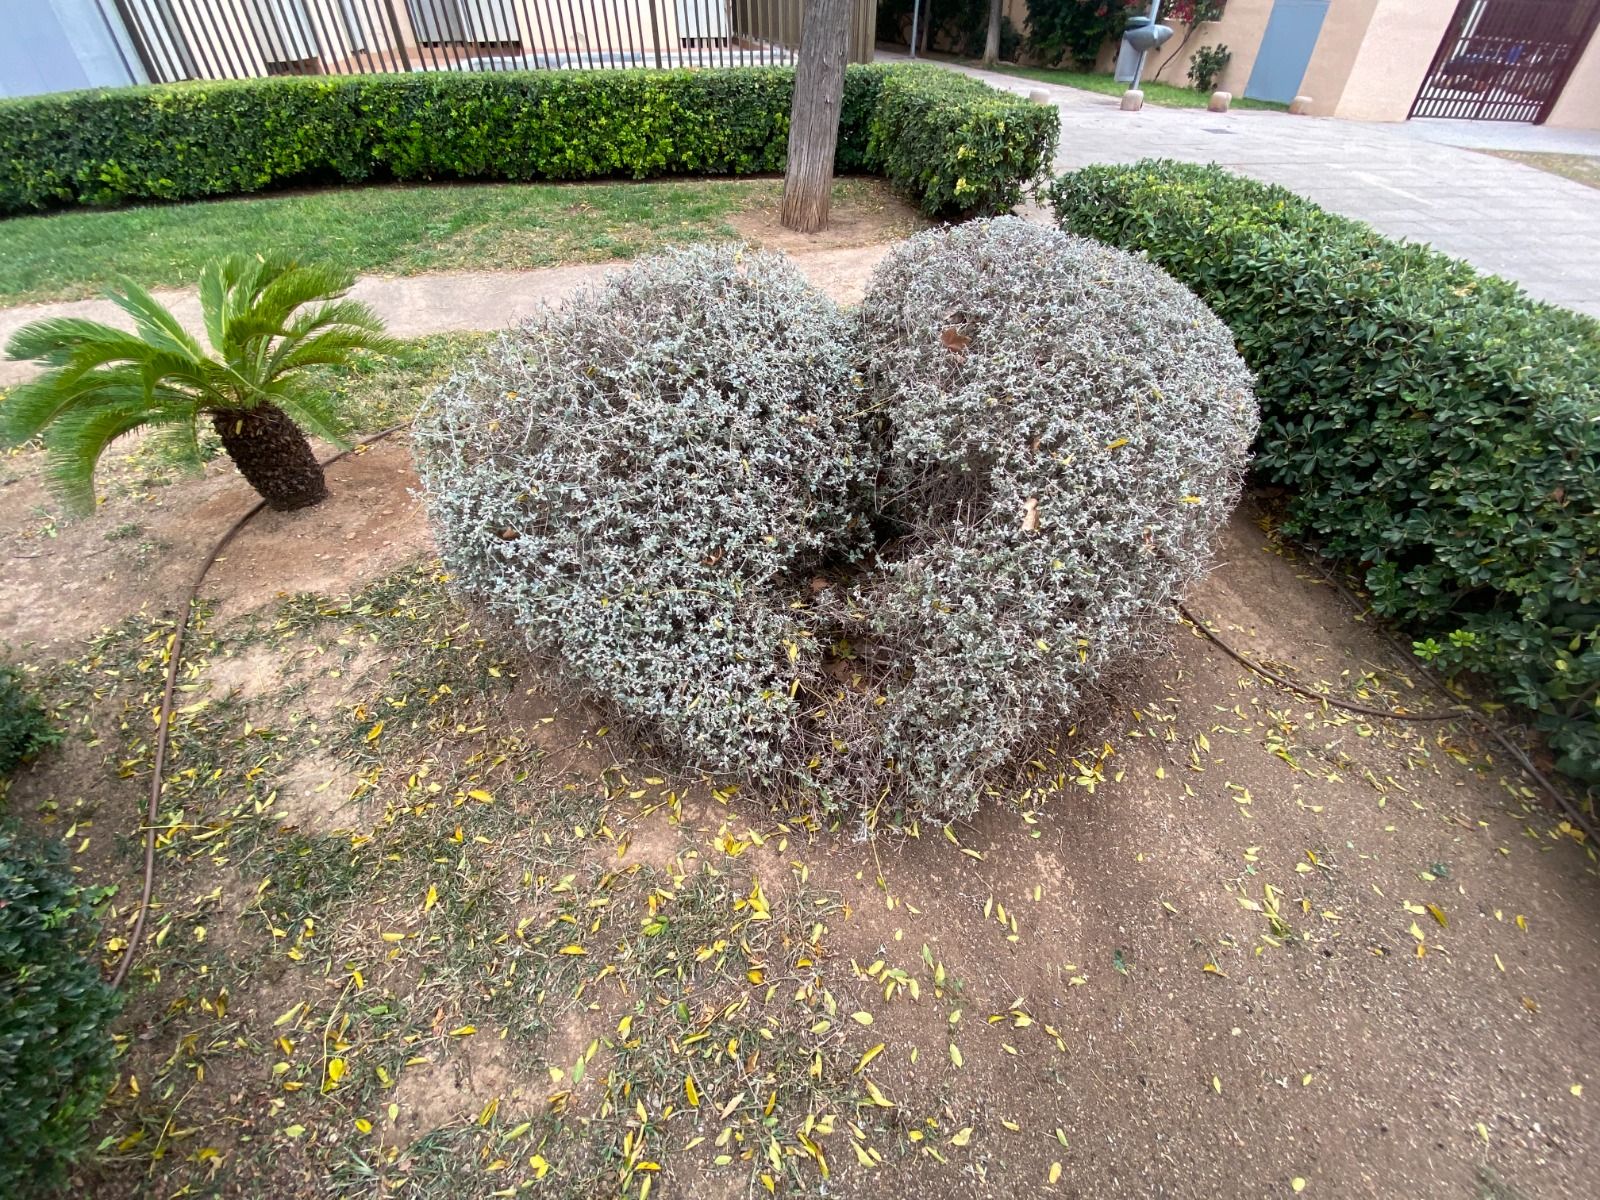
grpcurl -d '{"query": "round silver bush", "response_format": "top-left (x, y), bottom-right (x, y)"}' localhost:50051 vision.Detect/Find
top-left (838, 217), bottom-right (1259, 819)
top-left (413, 245), bottom-right (869, 779)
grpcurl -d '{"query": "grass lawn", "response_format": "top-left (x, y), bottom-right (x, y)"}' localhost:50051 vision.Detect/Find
top-left (0, 177), bottom-right (903, 306)
top-left (1479, 149), bottom-right (1600, 191)
top-left (986, 63), bottom-right (1290, 111)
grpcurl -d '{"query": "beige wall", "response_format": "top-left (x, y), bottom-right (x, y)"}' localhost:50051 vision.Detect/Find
top-left (1301, 0), bottom-right (1455, 121)
top-left (1546, 19), bottom-right (1600, 129)
top-left (1146, 0), bottom-right (1276, 96)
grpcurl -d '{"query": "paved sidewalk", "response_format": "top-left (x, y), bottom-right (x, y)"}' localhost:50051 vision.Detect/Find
top-left (954, 64), bottom-right (1600, 316)
top-left (0, 245), bottom-right (893, 387)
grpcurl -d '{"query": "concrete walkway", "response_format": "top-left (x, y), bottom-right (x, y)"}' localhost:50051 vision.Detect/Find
top-left (0, 244), bottom-right (893, 387)
top-left (951, 63), bottom-right (1600, 316)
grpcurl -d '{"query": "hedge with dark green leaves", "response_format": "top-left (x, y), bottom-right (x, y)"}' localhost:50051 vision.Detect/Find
top-left (0, 665), bottom-right (58, 777)
top-left (866, 67), bottom-right (1060, 217)
top-left (1, 824), bottom-right (122, 1197)
top-left (0, 64), bottom-right (1055, 220)
top-left (1050, 160), bottom-right (1600, 782)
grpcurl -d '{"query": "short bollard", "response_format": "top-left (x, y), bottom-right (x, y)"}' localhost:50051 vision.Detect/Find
top-left (1120, 89), bottom-right (1145, 112)
top-left (1208, 90), bottom-right (1231, 113)
top-left (1290, 94), bottom-right (1314, 115)
top-left (1028, 89), bottom-right (1050, 104)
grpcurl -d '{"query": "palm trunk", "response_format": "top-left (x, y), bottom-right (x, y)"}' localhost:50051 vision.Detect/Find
top-left (211, 403), bottom-right (328, 511)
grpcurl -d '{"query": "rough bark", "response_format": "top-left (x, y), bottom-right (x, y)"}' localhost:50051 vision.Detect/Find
top-left (780, 0), bottom-right (853, 234)
top-left (211, 403), bottom-right (328, 511)
top-left (983, 0), bottom-right (1002, 65)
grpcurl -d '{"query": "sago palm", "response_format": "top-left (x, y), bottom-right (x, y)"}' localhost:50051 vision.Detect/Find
top-left (0, 254), bottom-right (394, 513)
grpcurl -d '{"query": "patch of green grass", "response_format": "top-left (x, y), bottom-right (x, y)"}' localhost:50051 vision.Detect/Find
top-left (0, 178), bottom-right (897, 307)
top-left (986, 63), bottom-right (1290, 111)
top-left (1479, 149), bottom-right (1600, 191)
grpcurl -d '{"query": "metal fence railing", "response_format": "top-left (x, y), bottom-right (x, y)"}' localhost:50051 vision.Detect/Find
top-left (1409, 0), bottom-right (1600, 122)
top-left (97, 0), bottom-right (876, 84)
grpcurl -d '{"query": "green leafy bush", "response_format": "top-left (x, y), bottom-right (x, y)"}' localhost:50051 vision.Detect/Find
top-left (1188, 44), bottom-right (1232, 92)
top-left (866, 67), bottom-right (1059, 217)
top-left (1026, 0), bottom-right (1145, 67)
top-left (1, 824), bottom-right (123, 1196)
top-left (0, 665), bottom-right (58, 777)
top-left (0, 65), bottom-right (1055, 221)
top-left (1049, 160), bottom-right (1600, 780)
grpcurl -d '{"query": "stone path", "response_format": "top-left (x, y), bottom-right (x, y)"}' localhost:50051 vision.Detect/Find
top-left (949, 62), bottom-right (1600, 316)
top-left (0, 244), bottom-right (893, 386)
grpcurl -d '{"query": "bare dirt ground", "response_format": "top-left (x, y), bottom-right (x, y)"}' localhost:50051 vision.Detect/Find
top-left (2, 262), bottom-right (1596, 1200)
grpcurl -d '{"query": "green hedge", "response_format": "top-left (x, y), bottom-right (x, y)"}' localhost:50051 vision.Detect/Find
top-left (0, 665), bottom-right (58, 777)
top-left (0, 64), bottom-right (1056, 220)
top-left (2, 824), bottom-right (122, 1197)
top-left (1049, 161), bottom-right (1600, 782)
top-left (867, 67), bottom-right (1060, 216)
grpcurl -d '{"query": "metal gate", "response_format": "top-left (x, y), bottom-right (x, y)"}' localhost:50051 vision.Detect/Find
top-left (94, 0), bottom-right (875, 85)
top-left (1410, 0), bottom-right (1600, 122)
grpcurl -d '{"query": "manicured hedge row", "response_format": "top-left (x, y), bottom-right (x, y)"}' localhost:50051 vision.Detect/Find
top-left (867, 67), bottom-right (1058, 217)
top-left (1050, 160), bottom-right (1600, 782)
top-left (0, 64), bottom-right (1056, 219)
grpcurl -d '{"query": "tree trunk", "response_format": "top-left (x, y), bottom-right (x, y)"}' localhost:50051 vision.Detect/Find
top-left (211, 403), bottom-right (329, 511)
top-left (983, 0), bottom-right (1002, 66)
top-left (780, 0), bottom-right (853, 233)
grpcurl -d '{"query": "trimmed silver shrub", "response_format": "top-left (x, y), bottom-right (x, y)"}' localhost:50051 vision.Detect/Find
top-left (829, 217), bottom-right (1259, 818)
top-left (416, 224), bottom-right (1257, 823)
top-left (413, 245), bottom-right (869, 779)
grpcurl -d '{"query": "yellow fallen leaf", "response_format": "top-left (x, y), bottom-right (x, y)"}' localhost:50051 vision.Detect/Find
top-left (327, 1058), bottom-right (346, 1083)
top-left (366, 721), bottom-right (384, 743)
top-left (448, 1025), bottom-right (476, 1037)
top-left (855, 1043), bottom-right (885, 1074)
top-left (950, 1043), bottom-right (963, 1068)
top-left (424, 885), bottom-right (438, 912)
top-left (685, 1076), bottom-right (699, 1107)
top-left (950, 1127), bottom-right (972, 1147)
top-left (1292, 1179), bottom-right (1306, 1194)
top-left (864, 1079), bottom-right (893, 1108)
top-left (850, 1011), bottom-right (873, 1026)
top-left (468, 789), bottom-right (493, 802)
top-left (1211, 1075), bottom-right (1222, 1094)
top-left (1572, 1084), bottom-right (1584, 1097)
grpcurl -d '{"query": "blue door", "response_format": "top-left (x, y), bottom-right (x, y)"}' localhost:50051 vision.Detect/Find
top-left (1245, 0), bottom-right (1331, 103)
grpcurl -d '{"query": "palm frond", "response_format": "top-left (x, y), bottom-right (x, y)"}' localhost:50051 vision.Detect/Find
top-left (268, 325), bottom-right (398, 383)
top-left (40, 400), bottom-right (189, 515)
top-left (108, 281), bottom-right (208, 365)
top-left (0, 364), bottom-right (195, 448)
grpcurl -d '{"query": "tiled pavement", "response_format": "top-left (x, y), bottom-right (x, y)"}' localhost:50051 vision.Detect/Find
top-left (948, 62), bottom-right (1600, 317)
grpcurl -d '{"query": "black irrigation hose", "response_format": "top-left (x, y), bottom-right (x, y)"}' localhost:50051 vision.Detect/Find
top-left (1177, 602), bottom-right (1600, 848)
top-left (108, 448), bottom-right (1593, 987)
top-left (110, 424), bottom-right (409, 990)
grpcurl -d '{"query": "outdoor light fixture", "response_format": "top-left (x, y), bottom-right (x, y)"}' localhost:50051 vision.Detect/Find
top-left (1122, 3), bottom-right (1175, 97)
